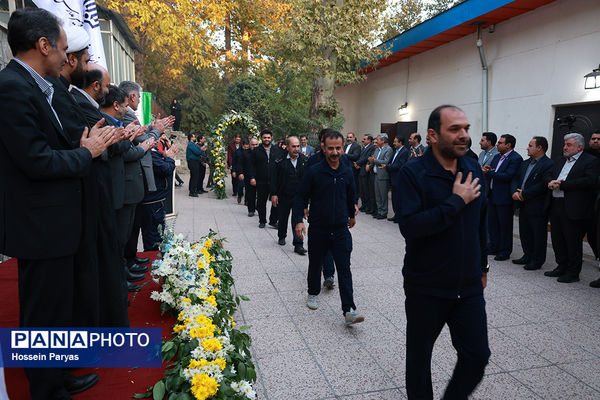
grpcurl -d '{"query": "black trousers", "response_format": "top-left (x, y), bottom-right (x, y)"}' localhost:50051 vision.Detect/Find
top-left (18, 257), bottom-right (75, 400)
top-left (518, 208), bottom-right (548, 267)
top-left (487, 203), bottom-right (513, 257)
top-left (359, 173), bottom-right (371, 211)
top-left (124, 202), bottom-right (143, 266)
top-left (198, 163), bottom-right (206, 191)
top-left (367, 172), bottom-right (377, 213)
top-left (245, 179), bottom-right (256, 212)
top-left (405, 292), bottom-right (490, 400)
top-left (584, 206), bottom-right (599, 259)
top-left (277, 195), bottom-right (302, 246)
top-left (141, 200), bottom-right (166, 251)
top-left (550, 198), bottom-right (587, 277)
top-left (307, 226), bottom-right (356, 313)
top-left (256, 183), bottom-right (277, 224)
top-left (187, 159), bottom-right (200, 194)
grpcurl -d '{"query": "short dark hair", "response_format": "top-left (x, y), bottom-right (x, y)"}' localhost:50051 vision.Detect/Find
top-left (241, 138), bottom-right (249, 145)
top-left (187, 133), bottom-right (195, 141)
top-left (82, 68), bottom-right (103, 89)
top-left (427, 105), bottom-right (463, 134)
top-left (482, 131), bottom-right (497, 146)
top-left (532, 136), bottom-right (548, 152)
top-left (322, 129), bottom-right (343, 144)
top-left (501, 134), bottom-right (516, 149)
top-left (8, 8), bottom-right (62, 56)
top-left (395, 136), bottom-right (405, 145)
top-left (411, 133), bottom-right (421, 143)
top-left (261, 129), bottom-right (272, 137)
top-left (365, 134), bottom-right (373, 142)
top-left (319, 128), bottom-right (338, 142)
top-left (197, 134), bottom-right (205, 141)
top-left (101, 85), bottom-right (126, 108)
top-left (300, 135), bottom-right (307, 139)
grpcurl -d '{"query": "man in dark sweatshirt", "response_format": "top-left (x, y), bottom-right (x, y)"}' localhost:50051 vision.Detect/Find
top-left (293, 129), bottom-right (363, 325)
top-left (397, 105), bottom-right (490, 399)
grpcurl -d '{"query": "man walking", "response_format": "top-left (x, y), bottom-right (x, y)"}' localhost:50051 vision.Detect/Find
top-left (250, 129), bottom-right (281, 228)
top-left (241, 137), bottom-right (258, 216)
top-left (510, 137), bottom-right (554, 270)
top-left (397, 105), bottom-right (490, 399)
top-left (294, 129), bottom-right (363, 325)
top-left (272, 136), bottom-right (308, 254)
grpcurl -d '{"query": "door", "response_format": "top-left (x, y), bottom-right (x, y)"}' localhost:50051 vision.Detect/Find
top-left (551, 102), bottom-right (600, 161)
top-left (380, 121), bottom-right (418, 144)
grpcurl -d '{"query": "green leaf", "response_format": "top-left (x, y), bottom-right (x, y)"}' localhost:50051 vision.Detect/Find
top-left (239, 325), bottom-right (251, 331)
top-left (133, 393), bottom-right (152, 399)
top-left (152, 381), bottom-right (166, 400)
top-left (240, 295), bottom-right (250, 301)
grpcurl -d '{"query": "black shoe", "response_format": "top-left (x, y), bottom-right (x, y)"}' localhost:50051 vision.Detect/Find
top-left (259, 223), bottom-right (265, 228)
top-left (494, 255), bottom-right (509, 261)
top-left (125, 267), bottom-right (145, 282)
top-left (65, 373), bottom-right (99, 395)
top-left (544, 267), bottom-right (564, 277)
top-left (127, 281), bottom-right (141, 292)
top-left (198, 189), bottom-right (207, 194)
top-left (557, 274), bottom-right (580, 283)
top-left (590, 278), bottom-right (600, 288)
top-left (524, 263), bottom-right (542, 270)
top-left (512, 256), bottom-right (529, 265)
top-left (278, 238), bottom-right (286, 246)
top-left (237, 195), bottom-right (242, 204)
top-left (375, 214), bottom-right (386, 220)
top-left (248, 212), bottom-right (255, 217)
top-left (135, 257), bottom-right (150, 265)
top-left (268, 222), bottom-right (278, 229)
top-left (294, 246), bottom-right (307, 255)
top-left (189, 193), bottom-right (198, 197)
top-left (129, 263), bottom-right (148, 273)
top-left (387, 216), bottom-right (396, 221)
top-left (364, 209), bottom-right (374, 215)
top-left (359, 206), bottom-right (366, 212)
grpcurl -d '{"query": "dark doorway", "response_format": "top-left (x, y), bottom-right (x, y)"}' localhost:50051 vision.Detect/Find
top-left (551, 102), bottom-right (600, 161)
top-left (380, 121), bottom-right (418, 144)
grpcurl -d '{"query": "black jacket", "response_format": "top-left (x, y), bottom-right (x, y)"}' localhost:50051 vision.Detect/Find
top-left (271, 153), bottom-right (308, 198)
top-left (232, 147), bottom-right (245, 176)
top-left (249, 145), bottom-right (283, 184)
top-left (0, 60), bottom-right (92, 259)
top-left (397, 149), bottom-right (487, 298)
top-left (293, 158), bottom-right (356, 229)
top-left (510, 155), bottom-right (554, 216)
top-left (143, 149), bottom-right (175, 203)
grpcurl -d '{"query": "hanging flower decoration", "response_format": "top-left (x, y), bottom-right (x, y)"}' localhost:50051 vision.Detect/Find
top-left (209, 111), bottom-right (260, 200)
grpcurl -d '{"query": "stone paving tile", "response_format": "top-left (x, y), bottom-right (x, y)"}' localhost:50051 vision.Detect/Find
top-left (171, 176), bottom-right (600, 399)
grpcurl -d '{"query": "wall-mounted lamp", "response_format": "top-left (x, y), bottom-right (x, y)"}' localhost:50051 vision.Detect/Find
top-left (398, 102), bottom-right (408, 116)
top-left (584, 65), bottom-right (600, 89)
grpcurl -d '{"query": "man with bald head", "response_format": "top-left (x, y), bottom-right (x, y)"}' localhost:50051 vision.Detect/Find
top-left (71, 62), bottom-right (109, 126)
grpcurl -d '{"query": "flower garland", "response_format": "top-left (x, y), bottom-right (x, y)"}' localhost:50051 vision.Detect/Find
top-left (139, 228), bottom-right (256, 400)
top-left (210, 111), bottom-right (260, 200)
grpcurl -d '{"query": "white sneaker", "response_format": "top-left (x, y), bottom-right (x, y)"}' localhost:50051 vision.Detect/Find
top-left (344, 308), bottom-right (364, 325)
top-left (306, 295), bottom-right (318, 310)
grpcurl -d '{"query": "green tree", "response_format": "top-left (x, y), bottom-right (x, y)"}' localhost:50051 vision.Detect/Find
top-left (179, 67), bottom-right (226, 135)
top-left (382, 0), bottom-right (425, 42)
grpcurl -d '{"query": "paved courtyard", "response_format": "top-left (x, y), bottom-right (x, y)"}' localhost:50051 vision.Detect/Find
top-left (171, 174), bottom-right (600, 400)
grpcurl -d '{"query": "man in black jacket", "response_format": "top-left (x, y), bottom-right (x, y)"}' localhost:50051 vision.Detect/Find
top-left (510, 136), bottom-right (554, 270)
top-left (387, 136), bottom-right (410, 222)
top-left (0, 9), bottom-right (117, 398)
top-left (249, 129), bottom-right (282, 228)
top-left (232, 138), bottom-right (249, 203)
top-left (356, 135), bottom-right (375, 213)
top-left (241, 137), bottom-right (258, 216)
top-left (271, 136), bottom-right (308, 254)
top-left (397, 105), bottom-right (489, 399)
top-left (344, 132), bottom-right (361, 194)
top-left (544, 133), bottom-right (600, 283)
top-left (293, 129), bottom-right (363, 325)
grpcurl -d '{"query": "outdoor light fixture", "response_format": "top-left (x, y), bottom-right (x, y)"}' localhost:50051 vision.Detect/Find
top-left (584, 65), bottom-right (600, 89)
top-left (398, 102), bottom-right (408, 116)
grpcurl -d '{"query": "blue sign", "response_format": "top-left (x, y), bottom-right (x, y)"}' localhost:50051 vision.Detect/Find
top-left (0, 328), bottom-right (162, 368)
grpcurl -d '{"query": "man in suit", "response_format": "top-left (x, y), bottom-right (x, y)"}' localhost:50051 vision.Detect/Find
top-left (232, 138), bottom-right (249, 203)
top-left (387, 136), bottom-right (410, 221)
top-left (478, 132), bottom-right (499, 168)
top-left (241, 137), bottom-right (259, 216)
top-left (544, 133), bottom-right (600, 283)
top-left (300, 134), bottom-right (314, 157)
top-left (344, 132), bottom-right (361, 194)
top-left (408, 132), bottom-right (425, 159)
top-left (227, 134), bottom-right (242, 196)
top-left (119, 80), bottom-right (171, 270)
top-left (483, 134), bottom-right (523, 260)
top-left (356, 135), bottom-right (375, 213)
top-left (0, 9), bottom-right (118, 398)
top-left (584, 131), bottom-right (600, 266)
top-left (510, 137), bottom-right (554, 270)
top-left (369, 134), bottom-right (393, 219)
top-left (249, 129), bottom-right (281, 228)
top-left (271, 136), bottom-right (308, 254)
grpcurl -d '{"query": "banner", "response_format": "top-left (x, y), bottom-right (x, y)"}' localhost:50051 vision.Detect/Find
top-left (32, 0), bottom-right (107, 69)
top-left (142, 92), bottom-right (153, 126)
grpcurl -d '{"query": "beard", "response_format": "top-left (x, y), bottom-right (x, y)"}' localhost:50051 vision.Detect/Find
top-left (438, 137), bottom-right (468, 159)
top-left (70, 63), bottom-right (85, 88)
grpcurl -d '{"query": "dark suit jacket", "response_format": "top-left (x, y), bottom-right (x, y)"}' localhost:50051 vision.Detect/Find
top-left (345, 142), bottom-right (361, 162)
top-left (249, 145), bottom-right (282, 184)
top-left (388, 146), bottom-right (410, 186)
top-left (102, 115), bottom-right (133, 209)
top-left (47, 75), bottom-right (88, 148)
top-left (356, 143), bottom-right (375, 177)
top-left (544, 152), bottom-right (600, 220)
top-left (510, 155), bottom-right (554, 216)
top-left (488, 150), bottom-right (523, 205)
top-left (123, 109), bottom-right (161, 192)
top-left (0, 60), bottom-right (92, 259)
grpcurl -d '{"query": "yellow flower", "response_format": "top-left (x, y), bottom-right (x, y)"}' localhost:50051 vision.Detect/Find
top-left (201, 338), bottom-right (222, 352)
top-left (191, 373), bottom-right (219, 400)
top-left (209, 276), bottom-right (219, 285)
top-left (205, 295), bottom-right (217, 307)
top-left (213, 358), bottom-right (226, 370)
top-left (173, 324), bottom-right (185, 333)
top-left (231, 320), bottom-right (236, 329)
top-left (189, 326), bottom-right (213, 339)
top-left (181, 298), bottom-right (191, 304)
top-left (211, 288), bottom-right (219, 294)
top-left (197, 260), bottom-right (205, 269)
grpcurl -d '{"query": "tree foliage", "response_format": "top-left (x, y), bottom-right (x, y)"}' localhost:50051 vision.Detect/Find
top-left (382, 0), bottom-right (425, 42)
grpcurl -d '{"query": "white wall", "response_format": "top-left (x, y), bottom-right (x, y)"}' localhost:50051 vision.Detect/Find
top-left (335, 0), bottom-right (600, 156)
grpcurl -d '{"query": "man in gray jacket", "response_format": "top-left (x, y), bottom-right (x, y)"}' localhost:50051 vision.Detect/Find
top-left (119, 81), bottom-right (173, 269)
top-left (370, 134), bottom-right (393, 219)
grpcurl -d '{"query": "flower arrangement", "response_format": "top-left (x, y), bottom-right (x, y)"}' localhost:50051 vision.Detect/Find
top-left (138, 228), bottom-right (256, 400)
top-left (209, 111), bottom-right (260, 200)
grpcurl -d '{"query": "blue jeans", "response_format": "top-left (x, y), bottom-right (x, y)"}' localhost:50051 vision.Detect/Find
top-left (307, 225), bottom-right (356, 313)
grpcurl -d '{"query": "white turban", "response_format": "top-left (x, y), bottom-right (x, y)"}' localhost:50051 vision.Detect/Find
top-left (64, 25), bottom-right (90, 54)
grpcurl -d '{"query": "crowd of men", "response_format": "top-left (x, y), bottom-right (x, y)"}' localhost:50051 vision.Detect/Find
top-left (0, 9), bottom-right (177, 398)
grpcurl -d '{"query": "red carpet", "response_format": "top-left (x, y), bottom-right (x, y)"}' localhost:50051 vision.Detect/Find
top-left (0, 252), bottom-right (175, 399)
